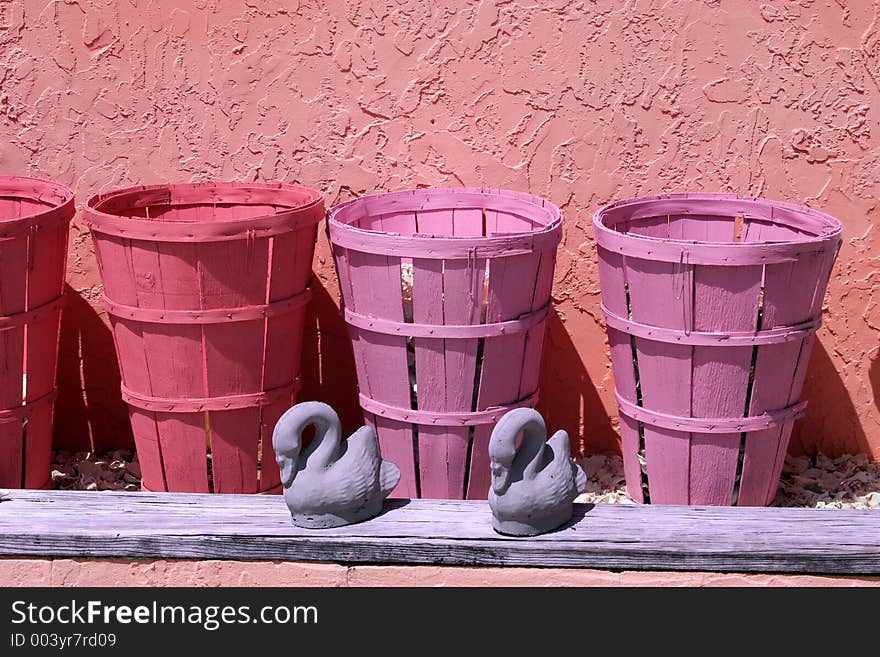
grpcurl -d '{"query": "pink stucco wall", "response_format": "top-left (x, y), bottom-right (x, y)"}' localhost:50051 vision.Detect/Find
top-left (1, 558), bottom-right (878, 587)
top-left (1, 0), bottom-right (878, 458)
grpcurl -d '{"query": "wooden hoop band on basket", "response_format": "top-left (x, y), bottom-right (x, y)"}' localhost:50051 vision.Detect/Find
top-left (121, 379), bottom-right (301, 413)
top-left (102, 288), bottom-right (312, 324)
top-left (344, 304), bottom-right (549, 339)
top-left (614, 392), bottom-right (806, 434)
top-left (0, 296), bottom-right (65, 331)
top-left (601, 305), bottom-right (820, 346)
top-left (0, 390), bottom-right (59, 424)
top-left (358, 391), bottom-right (539, 427)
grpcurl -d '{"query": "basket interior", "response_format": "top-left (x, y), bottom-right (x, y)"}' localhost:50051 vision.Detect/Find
top-left (600, 196), bottom-right (840, 244)
top-left (112, 202), bottom-right (284, 222)
top-left (332, 189), bottom-right (559, 238)
top-left (0, 178), bottom-right (71, 224)
top-left (0, 195), bottom-right (58, 221)
top-left (91, 184), bottom-right (322, 223)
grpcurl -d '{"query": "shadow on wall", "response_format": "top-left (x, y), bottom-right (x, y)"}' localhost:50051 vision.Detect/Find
top-left (299, 278), bottom-right (362, 433)
top-left (54, 285), bottom-right (133, 452)
top-left (537, 309), bottom-right (615, 458)
top-left (792, 338), bottom-right (870, 458)
top-left (53, 278), bottom-right (362, 455)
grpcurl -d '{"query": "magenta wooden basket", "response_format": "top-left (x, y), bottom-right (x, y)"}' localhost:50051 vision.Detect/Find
top-left (594, 193), bottom-right (842, 506)
top-left (0, 176), bottom-right (74, 489)
top-left (328, 188), bottom-right (562, 499)
top-left (85, 182), bottom-right (323, 494)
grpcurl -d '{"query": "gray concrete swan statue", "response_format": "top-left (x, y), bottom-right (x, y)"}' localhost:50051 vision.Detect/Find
top-left (488, 408), bottom-right (587, 536)
top-left (272, 401), bottom-right (400, 528)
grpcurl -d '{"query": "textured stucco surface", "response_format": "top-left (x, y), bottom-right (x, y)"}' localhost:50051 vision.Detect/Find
top-left (1, 0), bottom-right (879, 458)
top-left (1, 558), bottom-right (878, 587)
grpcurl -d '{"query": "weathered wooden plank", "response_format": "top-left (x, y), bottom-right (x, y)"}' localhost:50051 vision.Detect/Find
top-left (741, 256), bottom-right (822, 506)
top-left (21, 405), bottom-right (53, 489)
top-left (598, 248), bottom-right (643, 503)
top-left (470, 250), bottom-right (541, 499)
top-left (447, 209), bottom-right (486, 499)
top-left (413, 256), bottom-right (458, 499)
top-left (197, 236), bottom-right (269, 495)
top-left (0, 490), bottom-right (876, 574)
top-left (625, 256), bottom-right (692, 504)
top-left (619, 414), bottom-right (644, 504)
top-left (690, 265), bottom-right (761, 505)
top-left (346, 250), bottom-right (416, 498)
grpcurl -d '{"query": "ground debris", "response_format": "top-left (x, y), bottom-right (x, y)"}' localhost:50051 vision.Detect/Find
top-left (573, 452), bottom-right (880, 509)
top-left (772, 453), bottom-right (880, 509)
top-left (51, 449), bottom-right (141, 492)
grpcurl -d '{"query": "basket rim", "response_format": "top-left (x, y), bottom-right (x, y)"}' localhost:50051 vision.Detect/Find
top-left (0, 175), bottom-right (76, 237)
top-left (327, 187), bottom-right (563, 258)
top-left (84, 181), bottom-right (324, 242)
top-left (593, 192), bottom-right (842, 265)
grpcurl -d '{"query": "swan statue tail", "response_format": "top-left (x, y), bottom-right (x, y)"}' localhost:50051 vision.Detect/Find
top-left (573, 460), bottom-right (587, 494)
top-left (380, 460), bottom-right (401, 497)
top-left (548, 429), bottom-right (587, 494)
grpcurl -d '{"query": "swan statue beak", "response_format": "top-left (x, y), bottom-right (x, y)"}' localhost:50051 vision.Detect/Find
top-left (272, 407), bottom-right (304, 488)
top-left (491, 464), bottom-right (511, 495)
top-left (277, 454), bottom-right (297, 488)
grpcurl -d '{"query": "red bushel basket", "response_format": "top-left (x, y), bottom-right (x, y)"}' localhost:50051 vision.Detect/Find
top-left (328, 188), bottom-right (563, 499)
top-left (85, 182), bottom-right (323, 493)
top-left (594, 193), bottom-right (842, 506)
top-left (0, 176), bottom-right (74, 489)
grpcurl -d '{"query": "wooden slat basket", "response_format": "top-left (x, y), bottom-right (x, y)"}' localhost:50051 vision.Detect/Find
top-left (594, 193), bottom-right (842, 506)
top-left (85, 182), bottom-right (323, 494)
top-left (328, 188), bottom-right (563, 499)
top-left (0, 176), bottom-right (74, 489)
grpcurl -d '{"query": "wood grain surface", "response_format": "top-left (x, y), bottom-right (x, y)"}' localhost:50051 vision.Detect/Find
top-left (0, 490), bottom-right (876, 574)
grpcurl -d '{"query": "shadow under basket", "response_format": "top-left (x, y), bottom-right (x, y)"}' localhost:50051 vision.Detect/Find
top-left (328, 188), bottom-right (563, 500)
top-left (85, 182), bottom-right (323, 494)
top-left (594, 193), bottom-right (842, 506)
top-left (0, 176), bottom-right (74, 490)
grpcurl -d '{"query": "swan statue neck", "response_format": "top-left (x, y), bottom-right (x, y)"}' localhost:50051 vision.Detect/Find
top-left (302, 413), bottom-right (342, 468)
top-left (517, 418), bottom-right (547, 479)
top-left (490, 408), bottom-right (549, 494)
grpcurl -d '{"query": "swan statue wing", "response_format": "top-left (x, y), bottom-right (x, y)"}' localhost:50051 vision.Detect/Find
top-left (344, 425), bottom-right (400, 498)
top-left (314, 425), bottom-right (383, 508)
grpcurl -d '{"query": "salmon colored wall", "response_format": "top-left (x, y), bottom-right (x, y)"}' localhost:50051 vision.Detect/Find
top-left (1, 0), bottom-right (878, 458)
top-left (1, 558), bottom-right (878, 587)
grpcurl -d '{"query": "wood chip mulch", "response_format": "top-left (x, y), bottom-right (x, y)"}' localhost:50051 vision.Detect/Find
top-left (51, 449), bottom-right (141, 492)
top-left (572, 452), bottom-right (880, 509)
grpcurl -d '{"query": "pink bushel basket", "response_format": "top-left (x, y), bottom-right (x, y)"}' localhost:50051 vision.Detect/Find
top-left (328, 188), bottom-right (563, 499)
top-left (85, 182), bottom-right (323, 494)
top-left (0, 177), bottom-right (74, 489)
top-left (594, 193), bottom-right (842, 506)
